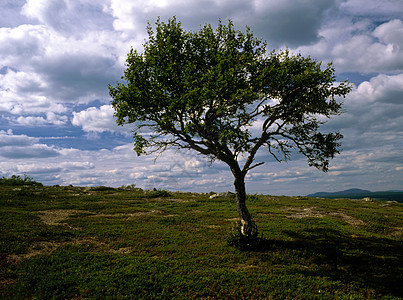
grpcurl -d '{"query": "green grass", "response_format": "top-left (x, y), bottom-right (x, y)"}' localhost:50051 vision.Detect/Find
top-left (1, 185), bottom-right (402, 299)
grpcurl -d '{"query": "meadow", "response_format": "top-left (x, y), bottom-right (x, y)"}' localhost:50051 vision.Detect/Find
top-left (1, 183), bottom-right (402, 299)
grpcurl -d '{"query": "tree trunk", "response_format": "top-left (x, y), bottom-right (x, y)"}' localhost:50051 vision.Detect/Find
top-left (233, 175), bottom-right (252, 236)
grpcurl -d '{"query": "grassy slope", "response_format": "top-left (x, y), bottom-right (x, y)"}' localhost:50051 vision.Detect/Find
top-left (1, 185), bottom-right (402, 299)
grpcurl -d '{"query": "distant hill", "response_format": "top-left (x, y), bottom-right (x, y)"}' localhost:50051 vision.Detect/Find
top-left (308, 189), bottom-right (371, 197)
top-left (307, 189), bottom-right (403, 203)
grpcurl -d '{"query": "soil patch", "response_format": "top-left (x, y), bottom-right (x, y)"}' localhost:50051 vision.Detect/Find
top-left (285, 207), bottom-right (366, 225)
top-left (37, 209), bottom-right (93, 226)
top-left (90, 209), bottom-right (162, 219)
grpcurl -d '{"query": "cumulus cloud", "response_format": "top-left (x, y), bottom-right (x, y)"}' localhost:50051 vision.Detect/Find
top-left (0, 24), bottom-right (48, 67)
top-left (0, 0), bottom-right (30, 27)
top-left (72, 105), bottom-right (130, 134)
top-left (251, 0), bottom-right (337, 46)
top-left (340, 0), bottom-right (403, 19)
top-left (297, 18), bottom-right (403, 73)
top-left (320, 75), bottom-right (401, 148)
top-left (14, 112), bottom-right (68, 126)
top-left (0, 24), bottom-right (122, 101)
top-left (109, 0), bottom-right (338, 47)
top-left (21, 0), bottom-right (114, 36)
top-left (0, 130), bottom-right (60, 159)
top-left (0, 69), bottom-right (67, 115)
top-left (0, 21), bottom-right (124, 123)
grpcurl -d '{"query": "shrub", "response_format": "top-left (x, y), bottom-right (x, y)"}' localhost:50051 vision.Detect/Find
top-left (89, 186), bottom-right (117, 192)
top-left (0, 174), bottom-right (43, 186)
top-left (119, 184), bottom-right (141, 191)
top-left (146, 189), bottom-right (172, 198)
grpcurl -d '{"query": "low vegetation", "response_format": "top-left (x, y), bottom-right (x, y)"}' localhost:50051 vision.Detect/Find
top-left (1, 182), bottom-right (402, 299)
top-left (0, 174), bottom-right (43, 187)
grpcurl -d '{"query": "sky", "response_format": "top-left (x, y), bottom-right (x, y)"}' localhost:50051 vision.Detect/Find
top-left (0, 0), bottom-right (402, 195)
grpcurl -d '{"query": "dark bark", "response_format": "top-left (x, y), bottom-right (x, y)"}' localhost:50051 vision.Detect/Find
top-left (233, 172), bottom-right (253, 236)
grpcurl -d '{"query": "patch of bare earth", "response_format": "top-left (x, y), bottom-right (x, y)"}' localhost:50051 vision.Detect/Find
top-left (37, 209), bottom-right (93, 226)
top-left (285, 207), bottom-right (325, 218)
top-left (109, 247), bottom-right (134, 254)
top-left (38, 209), bottom-right (165, 223)
top-left (389, 227), bottom-right (403, 238)
top-left (90, 209), bottom-right (162, 219)
top-left (225, 218), bottom-right (239, 222)
top-left (331, 212), bottom-right (366, 226)
top-left (6, 237), bottom-right (109, 264)
top-left (232, 264), bottom-right (258, 272)
top-left (156, 198), bottom-right (193, 203)
top-left (285, 207), bottom-right (366, 225)
top-left (4, 209), bottom-right (150, 263)
top-left (204, 225), bottom-right (221, 229)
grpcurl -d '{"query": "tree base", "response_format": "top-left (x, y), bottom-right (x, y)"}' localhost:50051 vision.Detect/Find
top-left (227, 220), bottom-right (262, 251)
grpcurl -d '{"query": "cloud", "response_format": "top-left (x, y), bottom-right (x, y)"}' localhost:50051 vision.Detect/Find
top-left (0, 0), bottom-right (29, 27)
top-left (14, 112), bottom-right (68, 126)
top-left (21, 0), bottom-right (114, 36)
top-left (356, 73), bottom-right (403, 105)
top-left (0, 24), bottom-right (48, 67)
top-left (0, 130), bottom-right (35, 147)
top-left (0, 144), bottom-right (60, 159)
top-left (323, 73), bottom-right (403, 150)
top-left (0, 22), bottom-right (124, 122)
top-left (297, 18), bottom-right (403, 73)
top-left (109, 0), bottom-right (337, 48)
top-left (373, 19), bottom-right (403, 49)
top-left (0, 69), bottom-right (68, 115)
top-left (0, 130), bottom-right (60, 159)
top-left (72, 105), bottom-right (130, 134)
top-left (0, 19), bottom-right (127, 106)
top-left (340, 0), bottom-right (403, 19)
top-left (251, 0), bottom-right (337, 46)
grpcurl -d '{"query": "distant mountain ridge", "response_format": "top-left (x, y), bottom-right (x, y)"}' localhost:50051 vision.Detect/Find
top-left (307, 188), bottom-right (403, 203)
top-left (307, 188), bottom-right (371, 197)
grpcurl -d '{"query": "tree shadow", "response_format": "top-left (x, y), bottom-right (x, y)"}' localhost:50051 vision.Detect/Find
top-left (253, 228), bottom-right (402, 298)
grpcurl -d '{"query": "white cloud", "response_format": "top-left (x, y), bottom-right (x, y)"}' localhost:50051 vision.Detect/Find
top-left (22, 0), bottom-right (113, 36)
top-left (297, 18), bottom-right (403, 73)
top-left (321, 73), bottom-right (403, 165)
top-left (373, 19), bottom-right (403, 48)
top-left (0, 69), bottom-right (68, 115)
top-left (0, 22), bottom-right (125, 103)
top-left (72, 105), bottom-right (130, 134)
top-left (0, 130), bottom-right (35, 147)
top-left (0, 130), bottom-right (61, 159)
top-left (0, 22), bottom-right (125, 121)
top-left (109, 0), bottom-right (337, 47)
top-left (14, 112), bottom-right (68, 126)
top-left (0, 143), bottom-right (60, 159)
top-left (251, 0), bottom-right (337, 46)
top-left (0, 0), bottom-right (29, 27)
top-left (0, 24), bottom-right (48, 67)
top-left (340, 0), bottom-right (403, 19)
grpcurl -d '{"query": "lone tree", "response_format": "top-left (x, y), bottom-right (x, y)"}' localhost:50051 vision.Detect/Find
top-left (109, 17), bottom-right (351, 236)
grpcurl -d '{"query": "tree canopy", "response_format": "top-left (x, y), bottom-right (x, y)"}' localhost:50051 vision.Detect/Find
top-left (109, 17), bottom-right (352, 238)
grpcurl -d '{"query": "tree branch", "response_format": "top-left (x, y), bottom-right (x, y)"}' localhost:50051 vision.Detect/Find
top-left (245, 161), bottom-right (265, 172)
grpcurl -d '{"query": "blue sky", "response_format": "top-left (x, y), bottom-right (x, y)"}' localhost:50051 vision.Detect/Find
top-left (0, 0), bottom-right (402, 195)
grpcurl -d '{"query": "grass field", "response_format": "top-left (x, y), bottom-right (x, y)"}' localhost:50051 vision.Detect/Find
top-left (1, 185), bottom-right (402, 299)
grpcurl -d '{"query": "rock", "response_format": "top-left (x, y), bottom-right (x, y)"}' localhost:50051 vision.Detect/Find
top-left (209, 191), bottom-right (235, 199)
